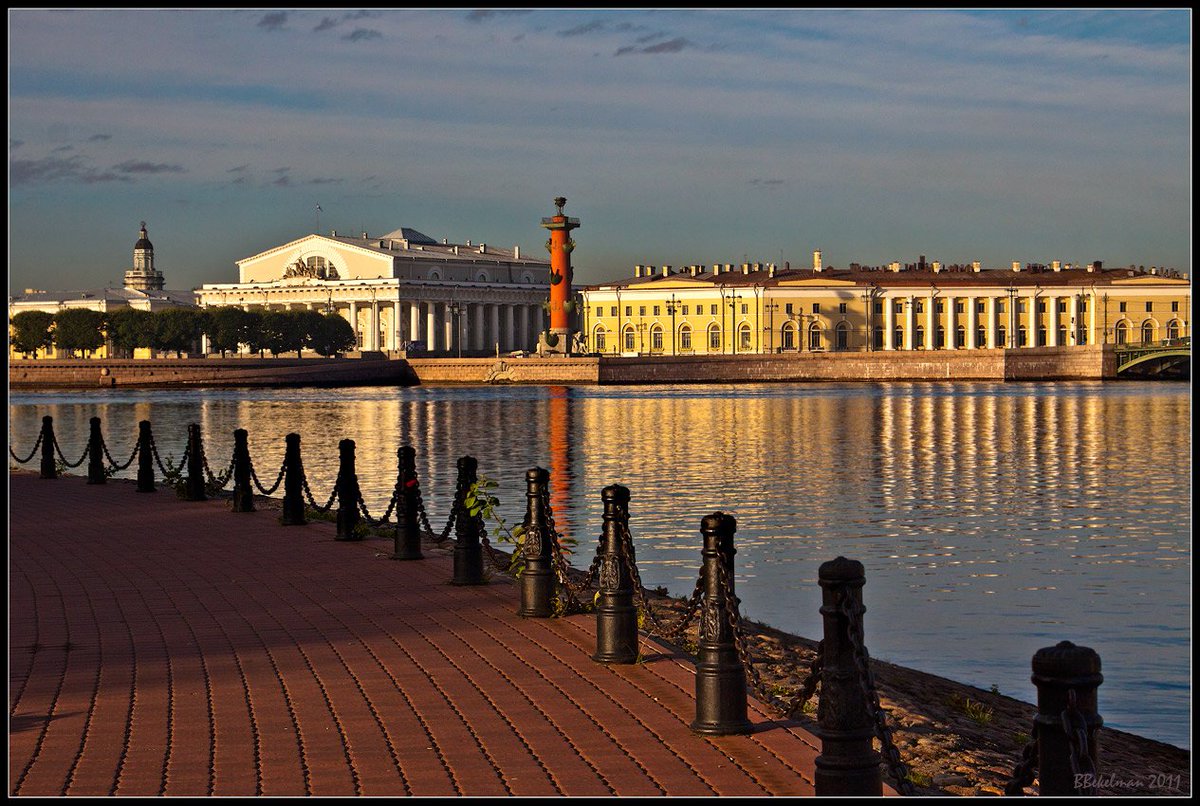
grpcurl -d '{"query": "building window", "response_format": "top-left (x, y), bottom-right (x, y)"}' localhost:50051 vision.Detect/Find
top-left (1077, 327), bottom-right (1087, 345)
top-left (812, 324), bottom-right (825, 351)
top-left (710, 304), bottom-right (718, 316)
top-left (651, 326), bottom-right (664, 353)
top-left (1118, 302), bottom-right (1126, 312)
top-left (1018, 326), bottom-right (1027, 347)
top-left (708, 324), bottom-right (721, 351)
top-left (893, 328), bottom-right (903, 349)
top-left (936, 301), bottom-right (944, 314)
top-left (977, 327), bottom-right (986, 347)
top-left (1115, 322), bottom-right (1127, 344)
top-left (1145, 301), bottom-right (1153, 312)
top-left (997, 301), bottom-right (1005, 314)
top-left (894, 301), bottom-right (904, 313)
top-left (935, 326), bottom-right (945, 349)
top-left (1037, 301), bottom-right (1046, 313)
top-left (1167, 321), bottom-right (1180, 341)
top-left (1058, 301), bottom-right (1067, 313)
top-left (872, 327), bottom-right (884, 350)
top-left (738, 324), bottom-right (752, 350)
top-left (596, 307), bottom-right (603, 317)
top-left (955, 325), bottom-right (965, 347)
top-left (977, 301), bottom-right (986, 313)
top-left (594, 328), bottom-right (607, 352)
top-left (653, 305), bottom-right (660, 316)
top-left (914, 325), bottom-right (925, 348)
top-left (738, 303), bottom-right (746, 315)
top-left (785, 303), bottom-right (794, 314)
top-left (915, 301), bottom-right (924, 314)
top-left (639, 306), bottom-right (646, 316)
top-left (1171, 301), bottom-right (1179, 312)
top-left (954, 301), bottom-right (964, 314)
top-left (838, 303), bottom-right (846, 314)
top-left (1141, 321), bottom-right (1155, 343)
top-left (1018, 301), bottom-right (1026, 313)
top-left (624, 327), bottom-right (636, 352)
top-left (781, 324), bottom-right (795, 350)
top-left (610, 306), bottom-right (617, 317)
top-left (682, 305), bottom-right (689, 316)
top-left (998, 326), bottom-right (1007, 347)
top-left (1058, 326), bottom-right (1068, 345)
top-left (873, 302), bottom-right (882, 315)
top-left (1037, 326), bottom-right (1046, 346)
top-left (625, 306), bottom-right (632, 317)
top-left (680, 325), bottom-right (692, 351)
top-left (813, 303), bottom-right (821, 315)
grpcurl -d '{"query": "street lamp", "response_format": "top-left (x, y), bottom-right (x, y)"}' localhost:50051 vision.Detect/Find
top-left (447, 301), bottom-right (464, 358)
top-left (764, 302), bottom-right (779, 353)
top-left (1006, 285), bottom-right (1017, 348)
top-left (726, 291), bottom-right (743, 354)
top-left (665, 294), bottom-right (679, 356)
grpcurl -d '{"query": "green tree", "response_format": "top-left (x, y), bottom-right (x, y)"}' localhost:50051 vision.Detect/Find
top-left (9, 310), bottom-right (55, 357)
top-left (154, 308), bottom-right (207, 358)
top-left (105, 307), bottom-right (156, 357)
top-left (205, 306), bottom-right (250, 357)
top-left (52, 308), bottom-right (107, 357)
top-left (240, 308), bottom-right (267, 356)
top-left (259, 310), bottom-right (307, 356)
top-left (309, 313), bottom-right (357, 357)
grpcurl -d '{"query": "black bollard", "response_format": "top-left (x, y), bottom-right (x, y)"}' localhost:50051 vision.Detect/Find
top-left (691, 512), bottom-right (752, 735)
top-left (184, 423), bottom-right (206, 501)
top-left (451, 456), bottom-right (486, 585)
top-left (814, 556), bottom-right (882, 795)
top-left (390, 446), bottom-right (423, 560)
top-left (39, 415), bottom-right (57, 479)
top-left (280, 433), bottom-right (306, 526)
top-left (231, 429), bottom-right (254, 512)
top-left (334, 438), bottom-right (362, 541)
top-left (1032, 641), bottom-right (1103, 795)
top-left (518, 467), bottom-right (555, 617)
top-left (135, 420), bottom-right (156, 493)
top-left (87, 417), bottom-right (106, 485)
top-left (592, 484), bottom-right (638, 664)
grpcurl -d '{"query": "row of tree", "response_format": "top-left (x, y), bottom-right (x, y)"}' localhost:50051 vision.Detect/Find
top-left (10, 306), bottom-right (358, 359)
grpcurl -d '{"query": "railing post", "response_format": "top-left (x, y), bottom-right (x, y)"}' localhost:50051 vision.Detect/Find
top-left (39, 415), bottom-right (57, 479)
top-left (335, 438), bottom-right (361, 541)
top-left (518, 467), bottom-right (554, 617)
top-left (184, 423), bottom-right (206, 501)
top-left (815, 556), bottom-right (881, 795)
top-left (691, 512), bottom-right (751, 735)
top-left (390, 445), bottom-right (422, 559)
top-left (231, 429), bottom-right (254, 512)
top-left (592, 484), bottom-right (638, 663)
top-left (1032, 641), bottom-right (1103, 795)
top-left (87, 417), bottom-right (106, 485)
top-left (136, 420), bottom-right (156, 493)
top-left (280, 433), bottom-right (306, 526)
top-left (451, 456), bottom-right (485, 585)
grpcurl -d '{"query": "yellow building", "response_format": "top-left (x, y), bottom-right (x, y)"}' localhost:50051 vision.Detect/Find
top-left (580, 261), bottom-right (1191, 356)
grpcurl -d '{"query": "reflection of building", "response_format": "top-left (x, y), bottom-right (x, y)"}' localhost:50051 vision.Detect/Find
top-left (580, 260), bottom-right (1191, 355)
top-left (195, 227), bottom-right (551, 355)
top-left (8, 222), bottom-right (197, 359)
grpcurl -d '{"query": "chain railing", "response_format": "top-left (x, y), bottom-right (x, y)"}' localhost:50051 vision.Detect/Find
top-left (52, 434), bottom-right (90, 469)
top-left (101, 435), bottom-right (140, 471)
top-left (249, 453), bottom-right (287, 496)
top-left (9, 430), bottom-right (44, 465)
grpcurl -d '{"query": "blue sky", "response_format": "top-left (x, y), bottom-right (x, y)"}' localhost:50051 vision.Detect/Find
top-left (8, 8), bottom-right (1192, 293)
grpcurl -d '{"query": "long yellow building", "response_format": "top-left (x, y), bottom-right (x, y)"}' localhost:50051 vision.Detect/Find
top-left (580, 261), bottom-right (1190, 356)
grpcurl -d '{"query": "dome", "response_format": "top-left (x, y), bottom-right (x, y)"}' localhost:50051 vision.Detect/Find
top-left (134, 221), bottom-right (153, 251)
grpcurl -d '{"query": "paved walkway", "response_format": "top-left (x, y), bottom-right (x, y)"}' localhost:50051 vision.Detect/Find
top-left (9, 470), bottom-right (825, 796)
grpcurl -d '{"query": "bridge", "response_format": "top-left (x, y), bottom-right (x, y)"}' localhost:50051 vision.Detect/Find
top-left (1114, 339), bottom-right (1190, 379)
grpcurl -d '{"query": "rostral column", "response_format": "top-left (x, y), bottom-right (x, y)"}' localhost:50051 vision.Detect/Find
top-left (540, 196), bottom-right (580, 354)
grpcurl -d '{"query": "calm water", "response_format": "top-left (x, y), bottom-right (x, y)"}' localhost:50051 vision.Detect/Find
top-left (8, 382), bottom-right (1191, 749)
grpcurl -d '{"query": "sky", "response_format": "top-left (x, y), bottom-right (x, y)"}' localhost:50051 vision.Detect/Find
top-left (7, 8), bottom-right (1193, 294)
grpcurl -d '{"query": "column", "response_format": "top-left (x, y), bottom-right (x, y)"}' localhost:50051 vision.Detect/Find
top-left (883, 297), bottom-right (895, 350)
top-left (393, 301), bottom-right (403, 350)
top-left (986, 297), bottom-right (997, 349)
top-left (367, 303), bottom-right (378, 351)
top-left (927, 294), bottom-right (936, 350)
top-left (489, 304), bottom-right (501, 354)
top-left (409, 301), bottom-right (421, 347)
top-left (905, 296), bottom-right (915, 350)
top-left (966, 295), bottom-right (977, 349)
top-left (472, 303), bottom-right (485, 351)
top-left (1089, 292), bottom-right (1098, 345)
top-left (1027, 292), bottom-right (1039, 347)
top-left (349, 300), bottom-right (360, 349)
top-left (502, 305), bottom-right (515, 352)
top-left (947, 296), bottom-right (958, 349)
top-left (444, 304), bottom-right (455, 353)
top-left (426, 302), bottom-right (438, 352)
top-left (1047, 295), bottom-right (1059, 346)
top-left (518, 305), bottom-right (530, 352)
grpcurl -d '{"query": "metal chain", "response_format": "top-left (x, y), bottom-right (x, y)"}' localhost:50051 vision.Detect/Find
top-left (149, 433), bottom-right (180, 478)
top-left (52, 434), bottom-right (90, 468)
top-left (102, 436), bottom-right (139, 471)
top-left (837, 592), bottom-right (915, 796)
top-left (1062, 689), bottom-right (1096, 794)
top-left (248, 454), bottom-right (286, 496)
top-left (415, 483), bottom-right (457, 543)
top-left (301, 472), bottom-right (338, 514)
top-left (537, 485), bottom-right (596, 610)
top-left (1004, 723), bottom-right (1040, 795)
top-left (200, 438), bottom-right (235, 490)
top-left (619, 519), bottom-right (706, 639)
top-left (357, 486), bottom-right (398, 527)
top-left (715, 562), bottom-right (823, 720)
top-left (9, 430), bottom-right (45, 464)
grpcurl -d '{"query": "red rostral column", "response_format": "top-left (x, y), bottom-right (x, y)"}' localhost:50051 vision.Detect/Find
top-left (541, 196), bottom-right (580, 353)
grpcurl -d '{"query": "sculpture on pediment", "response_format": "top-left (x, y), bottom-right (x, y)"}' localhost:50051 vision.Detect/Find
top-left (282, 259), bottom-right (339, 282)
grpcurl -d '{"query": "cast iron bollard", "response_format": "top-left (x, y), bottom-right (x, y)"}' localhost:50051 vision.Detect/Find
top-left (39, 415), bottom-right (57, 479)
top-left (280, 433), bottom-right (306, 525)
top-left (517, 467), bottom-right (554, 617)
top-left (592, 484), bottom-right (638, 664)
top-left (87, 417), bottom-right (106, 484)
top-left (451, 456), bottom-right (486, 585)
top-left (136, 420), bottom-right (156, 493)
top-left (1032, 641), bottom-right (1103, 795)
top-left (231, 429), bottom-right (254, 512)
top-left (814, 556), bottom-right (882, 795)
top-left (691, 512), bottom-right (752, 735)
top-left (334, 438), bottom-right (362, 541)
top-left (390, 446), bottom-right (423, 559)
top-left (184, 423), bottom-right (206, 501)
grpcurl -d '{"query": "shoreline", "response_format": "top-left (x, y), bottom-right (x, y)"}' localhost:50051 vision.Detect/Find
top-left (13, 469), bottom-right (1189, 796)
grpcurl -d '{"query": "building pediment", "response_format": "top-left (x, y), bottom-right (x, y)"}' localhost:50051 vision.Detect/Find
top-left (776, 277), bottom-right (858, 287)
top-left (1109, 275), bottom-right (1190, 286)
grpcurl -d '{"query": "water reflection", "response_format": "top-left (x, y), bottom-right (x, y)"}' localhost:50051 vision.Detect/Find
top-left (8, 381), bottom-right (1191, 749)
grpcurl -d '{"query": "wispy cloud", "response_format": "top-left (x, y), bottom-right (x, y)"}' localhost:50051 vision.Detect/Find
top-left (313, 16), bottom-right (339, 32)
top-left (88, 133), bottom-right (112, 141)
top-left (560, 20), bottom-right (606, 37)
top-left (11, 154), bottom-right (129, 185)
top-left (342, 28), bottom-right (382, 43)
top-left (465, 9), bottom-right (532, 23)
top-left (257, 11), bottom-right (287, 32)
top-left (115, 160), bottom-right (186, 175)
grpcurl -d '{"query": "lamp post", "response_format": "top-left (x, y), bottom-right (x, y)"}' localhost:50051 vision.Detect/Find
top-left (665, 295), bottom-right (679, 356)
top-left (764, 302), bottom-right (779, 353)
top-left (1006, 285), bottom-right (1017, 348)
top-left (448, 301), bottom-right (464, 358)
top-left (727, 291), bottom-right (743, 355)
top-left (636, 322), bottom-right (646, 354)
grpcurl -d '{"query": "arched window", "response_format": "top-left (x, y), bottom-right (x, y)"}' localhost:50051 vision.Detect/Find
top-left (1018, 326), bottom-right (1028, 347)
top-left (1115, 322), bottom-right (1127, 344)
top-left (1037, 326), bottom-right (1047, 346)
top-left (1167, 320), bottom-right (1181, 341)
top-left (813, 323), bottom-right (828, 351)
top-left (935, 326), bottom-right (945, 349)
top-left (833, 322), bottom-right (848, 350)
top-left (738, 323), bottom-right (752, 351)
top-left (623, 326), bottom-right (636, 352)
top-left (1076, 326), bottom-right (1087, 346)
top-left (1141, 321), bottom-right (1155, 344)
top-left (707, 323), bottom-right (721, 351)
top-left (780, 323), bottom-right (795, 351)
top-left (914, 325), bottom-right (925, 349)
top-left (998, 326), bottom-right (1008, 348)
top-left (955, 325), bottom-right (966, 348)
top-left (893, 327), bottom-right (903, 349)
top-left (593, 326), bottom-right (607, 353)
top-left (429, 270), bottom-right (442, 281)
top-left (872, 326), bottom-right (884, 350)
top-left (679, 324), bottom-right (692, 352)
top-left (476, 271), bottom-right (490, 283)
top-left (977, 326), bottom-right (987, 347)
top-left (650, 325), bottom-right (664, 353)
top-left (521, 272), bottom-right (535, 284)
top-left (1057, 326), bottom-right (1068, 346)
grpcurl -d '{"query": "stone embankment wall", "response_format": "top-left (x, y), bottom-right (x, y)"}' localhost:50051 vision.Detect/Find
top-left (405, 356), bottom-right (601, 384)
top-left (8, 357), bottom-right (418, 388)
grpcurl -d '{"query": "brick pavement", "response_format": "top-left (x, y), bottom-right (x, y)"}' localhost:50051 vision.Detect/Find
top-left (9, 470), bottom-right (826, 797)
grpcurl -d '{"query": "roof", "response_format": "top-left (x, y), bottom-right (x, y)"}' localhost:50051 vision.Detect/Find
top-left (9, 287), bottom-right (198, 306)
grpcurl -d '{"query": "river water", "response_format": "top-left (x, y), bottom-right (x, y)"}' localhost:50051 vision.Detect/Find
top-left (8, 381), bottom-right (1191, 749)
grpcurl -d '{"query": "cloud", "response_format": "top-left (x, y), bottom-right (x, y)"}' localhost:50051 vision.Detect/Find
top-left (257, 12), bottom-right (287, 31)
top-left (560, 21), bottom-right (606, 37)
top-left (307, 177), bottom-right (342, 185)
top-left (114, 160), bottom-right (186, 175)
top-left (313, 16), bottom-right (339, 32)
top-left (87, 133), bottom-right (112, 142)
top-left (11, 154), bottom-right (129, 185)
top-left (614, 37), bottom-right (694, 56)
top-left (342, 28), bottom-right (382, 42)
top-left (272, 175), bottom-right (291, 187)
top-left (227, 164), bottom-right (249, 173)
top-left (749, 178), bottom-right (785, 186)
top-left (465, 9), bottom-right (532, 22)
top-left (10, 139), bottom-right (24, 150)
top-left (52, 145), bottom-right (74, 153)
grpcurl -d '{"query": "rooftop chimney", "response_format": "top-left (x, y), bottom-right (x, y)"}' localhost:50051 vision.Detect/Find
top-left (635, 264), bottom-right (644, 278)
top-left (890, 261), bottom-right (901, 272)
top-left (331, 229), bottom-right (338, 237)
top-left (361, 231), bottom-right (368, 239)
top-left (742, 263), bottom-right (750, 274)
top-left (1012, 261), bottom-right (1021, 272)
top-left (661, 265), bottom-right (671, 277)
top-left (712, 264), bottom-right (721, 276)
top-left (513, 245), bottom-right (520, 259)
top-left (932, 261), bottom-right (942, 273)
top-left (689, 265), bottom-right (700, 276)
top-left (972, 261), bottom-right (981, 272)
top-left (478, 243), bottom-right (486, 254)
top-left (1052, 260), bottom-right (1061, 272)
top-left (768, 264), bottom-right (776, 278)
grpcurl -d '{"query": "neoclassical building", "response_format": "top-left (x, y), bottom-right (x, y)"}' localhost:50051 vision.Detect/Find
top-left (195, 227), bottom-right (552, 355)
top-left (580, 259), bottom-right (1191, 356)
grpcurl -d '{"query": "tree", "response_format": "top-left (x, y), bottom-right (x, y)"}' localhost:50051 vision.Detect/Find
top-left (259, 310), bottom-right (307, 356)
top-left (309, 312), bottom-right (357, 357)
top-left (10, 310), bottom-right (55, 357)
top-left (293, 309), bottom-right (325, 358)
top-left (52, 308), bottom-right (106, 357)
top-left (154, 308), bottom-right (207, 358)
top-left (205, 306), bottom-right (250, 357)
top-left (105, 307), bottom-right (156, 357)
top-left (240, 308), bottom-right (267, 356)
